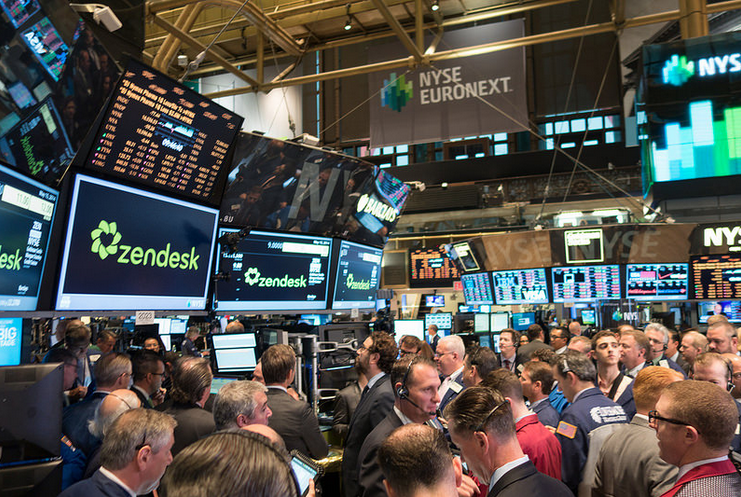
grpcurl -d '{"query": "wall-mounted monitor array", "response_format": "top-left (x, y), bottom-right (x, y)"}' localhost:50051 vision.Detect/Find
top-left (55, 174), bottom-right (219, 311)
top-left (424, 312), bottom-right (452, 331)
top-left (409, 246), bottom-right (460, 288)
top-left (492, 268), bottom-right (549, 305)
top-left (551, 265), bottom-right (621, 303)
top-left (461, 272), bottom-right (494, 306)
top-left (690, 255), bottom-right (741, 300)
top-left (625, 263), bottom-right (689, 301)
top-left (85, 59), bottom-right (243, 204)
top-left (331, 240), bottom-right (382, 310)
top-left (0, 161), bottom-right (57, 311)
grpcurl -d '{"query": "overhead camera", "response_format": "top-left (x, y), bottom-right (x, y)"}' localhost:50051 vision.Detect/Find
top-left (69, 4), bottom-right (123, 32)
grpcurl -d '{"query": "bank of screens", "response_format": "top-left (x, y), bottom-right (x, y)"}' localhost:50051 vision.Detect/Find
top-left (461, 272), bottom-right (494, 306)
top-left (474, 313), bottom-right (489, 332)
top-left (490, 312), bottom-right (509, 332)
top-left (212, 333), bottom-right (257, 373)
top-left (492, 268), bottom-right (549, 305)
top-left (626, 263), bottom-right (689, 300)
top-left (1, 0), bottom-right (40, 27)
top-left (409, 246), bottom-right (460, 288)
top-left (0, 161), bottom-right (57, 311)
top-left (691, 255), bottom-right (741, 300)
top-left (85, 59), bottom-right (242, 204)
top-left (56, 174), bottom-right (219, 311)
top-left (698, 301), bottom-right (741, 323)
top-left (425, 313), bottom-right (452, 331)
top-left (331, 240), bottom-right (382, 310)
top-left (215, 229), bottom-right (332, 312)
top-left (551, 265), bottom-right (621, 302)
top-left (511, 312), bottom-right (535, 331)
top-left (394, 319), bottom-right (424, 341)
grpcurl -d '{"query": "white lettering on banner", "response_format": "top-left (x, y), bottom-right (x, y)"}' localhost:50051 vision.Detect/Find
top-left (704, 226), bottom-right (741, 250)
top-left (698, 53), bottom-right (741, 77)
top-left (418, 66), bottom-right (512, 105)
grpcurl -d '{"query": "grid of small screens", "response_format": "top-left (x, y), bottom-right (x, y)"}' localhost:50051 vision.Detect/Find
top-left (625, 263), bottom-right (689, 301)
top-left (461, 272), bottom-right (494, 305)
top-left (215, 229), bottom-right (333, 312)
top-left (394, 319), bottom-right (425, 341)
top-left (331, 240), bottom-right (382, 310)
top-left (424, 312), bottom-right (452, 331)
top-left (55, 174), bottom-right (219, 311)
top-left (551, 265), bottom-right (621, 303)
top-left (492, 268), bottom-right (548, 305)
top-left (0, 161), bottom-right (57, 311)
top-left (409, 246), bottom-right (460, 288)
top-left (85, 59), bottom-right (243, 204)
top-left (211, 333), bottom-right (257, 373)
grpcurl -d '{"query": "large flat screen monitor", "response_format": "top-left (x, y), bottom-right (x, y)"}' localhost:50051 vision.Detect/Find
top-left (211, 332), bottom-right (258, 373)
top-left (461, 272), bottom-right (494, 306)
top-left (551, 265), bottom-right (621, 302)
top-left (492, 268), bottom-right (549, 305)
top-left (474, 313), bottom-right (489, 332)
top-left (85, 59), bottom-right (242, 204)
top-left (0, 161), bottom-right (57, 311)
top-left (511, 312), bottom-right (535, 331)
top-left (215, 229), bottom-right (332, 312)
top-left (490, 312), bottom-right (509, 332)
top-left (698, 301), bottom-right (741, 323)
top-left (55, 174), bottom-right (219, 311)
top-left (424, 312), bottom-right (452, 331)
top-left (409, 246), bottom-right (460, 288)
top-left (626, 263), bottom-right (689, 301)
top-left (394, 319), bottom-right (425, 341)
top-left (691, 255), bottom-right (741, 300)
top-left (449, 241), bottom-right (481, 272)
top-left (331, 240), bottom-right (382, 310)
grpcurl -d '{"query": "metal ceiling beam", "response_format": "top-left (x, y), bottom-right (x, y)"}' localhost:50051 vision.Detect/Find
top-left (152, 3), bottom-right (201, 70)
top-left (150, 13), bottom-right (261, 89)
top-left (202, 0), bottom-right (741, 98)
top-left (370, 0), bottom-right (424, 61)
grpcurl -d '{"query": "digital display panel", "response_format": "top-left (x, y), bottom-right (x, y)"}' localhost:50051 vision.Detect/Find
top-left (20, 17), bottom-right (68, 81)
top-left (426, 295), bottom-right (445, 307)
top-left (450, 241), bottom-right (480, 272)
top-left (394, 319), bottom-right (424, 341)
top-left (331, 240), bottom-right (382, 310)
top-left (490, 312), bottom-right (509, 331)
top-left (56, 174), bottom-right (219, 311)
top-left (474, 313), bottom-right (489, 332)
top-left (1, 0), bottom-right (40, 28)
top-left (698, 301), bottom-right (741, 323)
top-left (215, 229), bottom-right (332, 312)
top-left (691, 255), bottom-right (741, 299)
top-left (478, 332), bottom-right (491, 349)
top-left (8, 82), bottom-right (36, 109)
top-left (0, 161), bottom-right (57, 311)
top-left (409, 247), bottom-right (460, 288)
top-left (511, 312), bottom-right (535, 331)
top-left (461, 272), bottom-right (494, 306)
top-left (0, 98), bottom-right (74, 184)
top-left (0, 317), bottom-right (23, 366)
top-left (86, 59), bottom-right (242, 203)
top-left (626, 263), bottom-right (689, 301)
top-left (551, 265), bottom-right (621, 302)
top-left (564, 229), bottom-right (604, 264)
top-left (580, 309), bottom-right (596, 325)
top-left (214, 348), bottom-right (257, 372)
top-left (424, 312), bottom-right (452, 331)
top-left (212, 333), bottom-right (257, 349)
top-left (492, 268), bottom-right (549, 305)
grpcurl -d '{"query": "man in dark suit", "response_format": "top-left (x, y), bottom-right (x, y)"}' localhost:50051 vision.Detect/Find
top-left (130, 350), bottom-right (166, 409)
top-left (377, 424), bottom-right (463, 497)
top-left (497, 329), bottom-right (525, 376)
top-left (342, 332), bottom-right (397, 497)
top-left (357, 355), bottom-right (441, 497)
top-left (644, 324), bottom-right (687, 378)
top-left (436, 335), bottom-right (467, 413)
top-left (445, 386), bottom-right (572, 497)
top-left (516, 324), bottom-right (553, 362)
top-left (156, 356), bottom-right (215, 457)
top-left (263, 344), bottom-right (328, 459)
top-left (59, 408), bottom-right (176, 496)
top-left (63, 353), bottom-right (132, 456)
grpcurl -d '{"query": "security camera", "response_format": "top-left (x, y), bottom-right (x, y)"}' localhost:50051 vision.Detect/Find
top-left (69, 4), bottom-right (122, 32)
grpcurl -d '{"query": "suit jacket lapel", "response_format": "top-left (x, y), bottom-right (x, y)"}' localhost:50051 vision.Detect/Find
top-left (488, 461), bottom-right (537, 496)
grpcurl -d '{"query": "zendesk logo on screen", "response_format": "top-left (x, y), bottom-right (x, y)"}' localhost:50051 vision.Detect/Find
top-left (89, 220), bottom-right (200, 270)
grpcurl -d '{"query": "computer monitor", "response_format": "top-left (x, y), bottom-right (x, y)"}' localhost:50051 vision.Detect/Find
top-left (460, 272), bottom-right (494, 306)
top-left (474, 313), bottom-right (490, 332)
top-left (625, 263), bottom-right (689, 301)
top-left (0, 318), bottom-right (23, 366)
top-left (551, 265), bottom-right (621, 302)
top-left (477, 332), bottom-right (491, 349)
top-left (490, 312), bottom-right (509, 332)
top-left (491, 268), bottom-right (549, 305)
top-left (691, 255), bottom-right (741, 300)
top-left (394, 320), bottom-right (425, 341)
top-left (698, 301), bottom-right (741, 323)
top-left (210, 376), bottom-right (240, 394)
top-left (511, 312), bottom-right (535, 331)
top-left (331, 240), bottom-right (382, 310)
top-left (424, 313), bottom-right (453, 331)
top-left (211, 332), bottom-right (258, 373)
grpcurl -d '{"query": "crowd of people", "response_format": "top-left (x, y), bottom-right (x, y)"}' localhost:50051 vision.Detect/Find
top-left (44, 315), bottom-right (741, 496)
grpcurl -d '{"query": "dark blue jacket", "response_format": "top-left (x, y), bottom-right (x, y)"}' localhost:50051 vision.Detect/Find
top-left (555, 387), bottom-right (628, 493)
top-left (439, 370), bottom-right (466, 414)
top-left (531, 398), bottom-right (560, 428)
top-left (62, 390), bottom-right (108, 456)
top-left (59, 469), bottom-right (130, 497)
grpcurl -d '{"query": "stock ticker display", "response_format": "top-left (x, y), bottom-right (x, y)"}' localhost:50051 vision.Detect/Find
top-left (626, 263), bottom-right (689, 301)
top-left (551, 265), bottom-right (621, 302)
top-left (86, 59), bottom-right (242, 203)
top-left (492, 268), bottom-right (549, 305)
top-left (691, 255), bottom-right (741, 299)
top-left (461, 272), bottom-right (494, 306)
top-left (410, 247), bottom-right (460, 288)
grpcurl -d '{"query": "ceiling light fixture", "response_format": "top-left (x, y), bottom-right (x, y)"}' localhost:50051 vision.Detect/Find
top-left (431, 0), bottom-right (440, 12)
top-left (344, 4), bottom-right (352, 30)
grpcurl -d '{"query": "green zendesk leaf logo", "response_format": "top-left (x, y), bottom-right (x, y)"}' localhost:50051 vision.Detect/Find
top-left (89, 220), bottom-right (200, 270)
top-left (244, 267), bottom-right (307, 288)
top-left (346, 273), bottom-right (371, 290)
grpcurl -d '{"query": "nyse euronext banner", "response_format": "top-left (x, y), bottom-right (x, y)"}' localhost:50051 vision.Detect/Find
top-left (369, 20), bottom-right (527, 149)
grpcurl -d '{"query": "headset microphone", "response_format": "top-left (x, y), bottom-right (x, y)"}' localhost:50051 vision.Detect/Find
top-left (398, 390), bottom-right (437, 416)
top-left (397, 356), bottom-right (437, 416)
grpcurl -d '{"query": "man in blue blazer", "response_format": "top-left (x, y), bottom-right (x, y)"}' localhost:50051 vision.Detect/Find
top-left (446, 386), bottom-right (572, 497)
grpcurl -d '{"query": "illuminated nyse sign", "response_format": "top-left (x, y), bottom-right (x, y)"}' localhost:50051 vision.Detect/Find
top-left (662, 52), bottom-right (741, 86)
top-left (703, 225), bottom-right (741, 252)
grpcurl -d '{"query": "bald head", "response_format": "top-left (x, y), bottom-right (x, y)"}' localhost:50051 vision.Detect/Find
top-left (568, 321), bottom-right (582, 336)
top-left (89, 389), bottom-right (141, 438)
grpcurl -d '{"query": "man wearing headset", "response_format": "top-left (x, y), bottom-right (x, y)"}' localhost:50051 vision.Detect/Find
top-left (356, 355), bottom-right (441, 497)
top-left (691, 352), bottom-right (741, 453)
top-left (644, 324), bottom-right (687, 378)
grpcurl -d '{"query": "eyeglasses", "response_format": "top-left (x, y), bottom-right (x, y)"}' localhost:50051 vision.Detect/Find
top-left (472, 400), bottom-right (509, 432)
top-left (150, 371), bottom-right (166, 376)
top-left (134, 432), bottom-right (150, 452)
top-left (648, 410), bottom-right (696, 431)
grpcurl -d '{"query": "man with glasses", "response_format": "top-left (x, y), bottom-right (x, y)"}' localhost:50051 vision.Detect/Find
top-left (436, 335), bottom-right (467, 413)
top-left (722, 353), bottom-right (741, 399)
top-left (445, 386), bottom-right (571, 496)
top-left (131, 350), bottom-right (167, 408)
top-left (553, 351), bottom-right (628, 495)
top-left (651, 380), bottom-right (741, 496)
top-left (550, 328), bottom-right (570, 355)
top-left (60, 408), bottom-right (176, 496)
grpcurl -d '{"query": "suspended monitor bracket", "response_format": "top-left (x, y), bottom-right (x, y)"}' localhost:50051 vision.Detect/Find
top-left (69, 4), bottom-right (122, 31)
